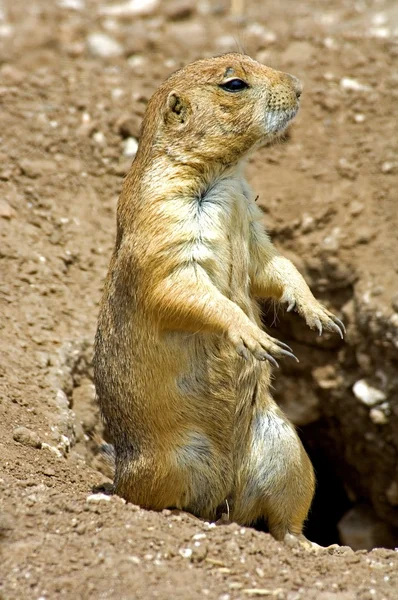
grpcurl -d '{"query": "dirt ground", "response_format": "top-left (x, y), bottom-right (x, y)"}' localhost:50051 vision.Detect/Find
top-left (0, 0), bottom-right (397, 598)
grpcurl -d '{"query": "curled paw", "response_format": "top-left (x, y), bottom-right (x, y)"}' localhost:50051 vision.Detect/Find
top-left (286, 298), bottom-right (345, 339)
top-left (227, 320), bottom-right (298, 367)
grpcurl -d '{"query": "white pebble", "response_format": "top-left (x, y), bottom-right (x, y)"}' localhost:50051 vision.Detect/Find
top-left (86, 493), bottom-right (111, 503)
top-left (179, 547), bottom-right (192, 558)
top-left (369, 408), bottom-right (388, 425)
top-left (112, 88), bottom-right (124, 99)
top-left (87, 33), bottom-right (123, 58)
top-left (41, 443), bottom-right (63, 458)
top-left (371, 13), bottom-right (387, 26)
top-left (93, 131), bottom-right (106, 145)
top-left (324, 37), bottom-right (337, 49)
top-left (58, 0), bottom-right (85, 9)
top-left (123, 137), bottom-right (139, 157)
top-left (340, 77), bottom-right (371, 92)
top-left (353, 379), bottom-right (386, 406)
top-left (381, 161), bottom-right (396, 174)
top-left (192, 533), bottom-right (207, 540)
top-left (127, 55), bottom-right (146, 69)
top-left (368, 27), bottom-right (390, 39)
top-left (99, 0), bottom-right (159, 17)
top-left (0, 24), bottom-right (13, 38)
top-left (128, 555), bottom-right (141, 564)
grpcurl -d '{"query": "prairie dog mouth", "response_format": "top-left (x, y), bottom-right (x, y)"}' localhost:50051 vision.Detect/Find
top-left (264, 107), bottom-right (299, 134)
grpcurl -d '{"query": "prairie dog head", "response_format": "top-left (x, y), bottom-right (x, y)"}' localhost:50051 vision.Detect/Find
top-left (139, 53), bottom-right (302, 166)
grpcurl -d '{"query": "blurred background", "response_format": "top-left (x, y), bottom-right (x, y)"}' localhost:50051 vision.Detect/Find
top-left (0, 0), bottom-right (397, 552)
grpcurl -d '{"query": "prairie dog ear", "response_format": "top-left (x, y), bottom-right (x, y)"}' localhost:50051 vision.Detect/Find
top-left (164, 91), bottom-right (191, 126)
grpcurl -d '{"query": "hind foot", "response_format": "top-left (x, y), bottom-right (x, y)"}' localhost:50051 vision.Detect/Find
top-left (284, 533), bottom-right (340, 553)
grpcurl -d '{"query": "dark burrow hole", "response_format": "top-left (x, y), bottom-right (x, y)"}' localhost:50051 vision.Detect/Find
top-left (294, 427), bottom-right (352, 546)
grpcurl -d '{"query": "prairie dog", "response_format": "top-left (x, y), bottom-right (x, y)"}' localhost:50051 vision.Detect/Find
top-left (93, 53), bottom-right (344, 543)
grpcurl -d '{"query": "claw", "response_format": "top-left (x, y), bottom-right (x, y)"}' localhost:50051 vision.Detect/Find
top-left (331, 322), bottom-right (344, 339)
top-left (275, 340), bottom-right (293, 353)
top-left (315, 319), bottom-right (323, 336)
top-left (333, 316), bottom-right (346, 335)
top-left (279, 349), bottom-right (299, 363)
top-left (261, 353), bottom-right (279, 368)
top-left (236, 344), bottom-right (249, 360)
top-left (286, 300), bottom-right (295, 313)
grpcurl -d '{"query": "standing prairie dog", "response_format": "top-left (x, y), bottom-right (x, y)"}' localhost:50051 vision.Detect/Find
top-left (93, 53), bottom-right (344, 544)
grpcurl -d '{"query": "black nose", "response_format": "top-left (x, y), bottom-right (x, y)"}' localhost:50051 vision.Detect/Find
top-left (288, 74), bottom-right (303, 99)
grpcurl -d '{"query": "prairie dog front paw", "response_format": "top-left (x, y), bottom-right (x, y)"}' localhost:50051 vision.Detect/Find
top-left (283, 293), bottom-right (345, 338)
top-left (227, 319), bottom-right (298, 366)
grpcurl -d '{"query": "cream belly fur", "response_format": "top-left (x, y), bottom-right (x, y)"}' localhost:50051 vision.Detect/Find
top-left (93, 53), bottom-right (344, 543)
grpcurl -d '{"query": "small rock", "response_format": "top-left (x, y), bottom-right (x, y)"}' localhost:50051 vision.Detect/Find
top-left (246, 24), bottom-right (276, 44)
top-left (355, 227), bottom-right (375, 244)
top-left (321, 227), bottom-right (341, 252)
top-left (127, 55), bottom-right (147, 72)
top-left (370, 285), bottom-right (384, 297)
top-left (165, 0), bottom-right (194, 20)
top-left (116, 115), bottom-right (141, 139)
top-left (41, 443), bottom-right (63, 458)
top-left (58, 0), bottom-right (85, 9)
top-left (381, 161), bottom-right (396, 174)
top-left (123, 137), bottom-right (139, 157)
top-left (0, 513), bottom-right (14, 538)
top-left (353, 113), bottom-right (366, 123)
top-left (340, 77), bottom-right (371, 92)
top-left (19, 158), bottom-right (56, 178)
top-left (0, 64), bottom-right (25, 84)
top-left (99, 0), bottom-right (159, 17)
top-left (337, 158), bottom-right (357, 180)
top-left (92, 131), bottom-right (106, 145)
top-left (86, 493), bottom-right (111, 503)
top-left (75, 522), bottom-right (86, 535)
top-left (13, 426), bottom-right (42, 449)
top-left (190, 540), bottom-right (208, 562)
top-left (312, 365), bottom-right (339, 390)
top-left (55, 389), bottom-right (69, 409)
top-left (300, 213), bottom-right (315, 234)
top-left (179, 547), bottom-right (192, 558)
top-left (352, 379), bottom-right (386, 406)
top-left (368, 26), bottom-right (390, 39)
top-left (349, 200), bottom-right (364, 216)
top-left (0, 199), bottom-right (15, 219)
top-left (43, 467), bottom-right (56, 477)
top-left (369, 408), bottom-right (388, 425)
top-left (87, 33), bottom-right (123, 58)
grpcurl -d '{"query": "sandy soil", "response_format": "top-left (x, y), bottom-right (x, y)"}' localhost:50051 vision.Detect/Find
top-left (0, 0), bottom-right (397, 598)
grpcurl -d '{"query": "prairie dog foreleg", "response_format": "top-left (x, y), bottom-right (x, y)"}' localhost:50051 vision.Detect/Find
top-left (249, 219), bottom-right (344, 338)
top-left (147, 262), bottom-right (296, 363)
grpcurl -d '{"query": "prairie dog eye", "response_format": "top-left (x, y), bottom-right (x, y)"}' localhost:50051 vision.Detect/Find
top-left (219, 78), bottom-right (249, 92)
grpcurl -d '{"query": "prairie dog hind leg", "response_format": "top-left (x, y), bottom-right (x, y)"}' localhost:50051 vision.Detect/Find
top-left (232, 402), bottom-right (315, 541)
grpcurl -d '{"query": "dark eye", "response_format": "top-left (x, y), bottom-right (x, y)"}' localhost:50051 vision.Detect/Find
top-left (219, 78), bottom-right (249, 92)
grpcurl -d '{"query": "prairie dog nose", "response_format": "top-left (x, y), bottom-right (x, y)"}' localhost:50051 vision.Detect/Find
top-left (288, 74), bottom-right (303, 99)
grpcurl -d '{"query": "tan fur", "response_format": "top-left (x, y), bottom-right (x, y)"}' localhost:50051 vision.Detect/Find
top-left (93, 53), bottom-right (344, 541)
